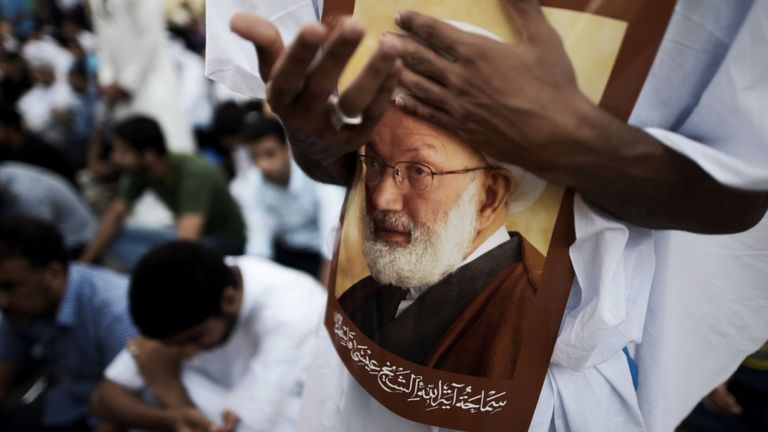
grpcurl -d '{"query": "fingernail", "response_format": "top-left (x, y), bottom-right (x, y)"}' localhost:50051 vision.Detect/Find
top-left (395, 13), bottom-right (402, 26)
top-left (395, 95), bottom-right (405, 107)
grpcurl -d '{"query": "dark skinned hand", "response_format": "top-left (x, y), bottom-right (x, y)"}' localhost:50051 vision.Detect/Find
top-left (230, 13), bottom-right (403, 185)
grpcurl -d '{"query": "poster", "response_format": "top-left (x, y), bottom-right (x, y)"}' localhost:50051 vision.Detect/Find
top-left (323, 1), bottom-right (676, 430)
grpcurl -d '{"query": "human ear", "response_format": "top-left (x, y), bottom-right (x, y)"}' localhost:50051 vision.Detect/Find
top-left (43, 261), bottom-right (67, 294)
top-left (476, 170), bottom-right (515, 229)
top-left (220, 286), bottom-right (242, 315)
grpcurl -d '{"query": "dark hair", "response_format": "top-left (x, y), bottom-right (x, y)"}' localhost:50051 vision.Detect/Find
top-left (0, 106), bottom-right (22, 130)
top-left (69, 59), bottom-right (87, 78)
top-left (242, 116), bottom-right (286, 146)
top-left (0, 218), bottom-right (68, 269)
top-left (113, 116), bottom-right (167, 156)
top-left (129, 241), bottom-right (236, 339)
top-left (211, 100), bottom-right (264, 138)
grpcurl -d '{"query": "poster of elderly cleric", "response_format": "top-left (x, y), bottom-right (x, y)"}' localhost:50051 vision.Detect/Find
top-left (323, 0), bottom-right (676, 430)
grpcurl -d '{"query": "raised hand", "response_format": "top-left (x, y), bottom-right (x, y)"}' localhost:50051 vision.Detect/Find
top-left (391, 0), bottom-right (588, 169)
top-left (230, 13), bottom-right (403, 185)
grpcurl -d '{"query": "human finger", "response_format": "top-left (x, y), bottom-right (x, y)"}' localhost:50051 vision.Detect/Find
top-left (181, 409), bottom-right (215, 431)
top-left (299, 18), bottom-right (366, 105)
top-left (215, 410), bottom-right (238, 432)
top-left (388, 32), bottom-right (453, 85)
top-left (356, 60), bottom-right (401, 134)
top-left (229, 13), bottom-right (285, 79)
top-left (336, 33), bottom-right (400, 117)
top-left (267, 24), bottom-right (327, 111)
top-left (397, 68), bottom-right (452, 112)
top-left (502, 0), bottom-right (554, 43)
top-left (394, 11), bottom-right (467, 60)
top-left (393, 93), bottom-right (454, 132)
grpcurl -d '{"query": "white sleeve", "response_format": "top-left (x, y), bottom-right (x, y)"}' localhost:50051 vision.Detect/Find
top-left (636, 2), bottom-right (768, 192)
top-left (224, 267), bottom-right (326, 431)
top-left (204, 0), bottom-right (320, 98)
top-left (315, 183), bottom-right (346, 259)
top-left (103, 348), bottom-right (147, 391)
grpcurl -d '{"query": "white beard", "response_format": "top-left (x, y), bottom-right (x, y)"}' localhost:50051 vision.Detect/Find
top-left (361, 180), bottom-right (481, 290)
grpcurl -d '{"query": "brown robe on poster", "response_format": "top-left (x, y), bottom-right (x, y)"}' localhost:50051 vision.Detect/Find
top-left (339, 232), bottom-right (545, 379)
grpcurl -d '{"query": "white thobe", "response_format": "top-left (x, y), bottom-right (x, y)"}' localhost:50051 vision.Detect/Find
top-left (88, 0), bottom-right (194, 153)
top-left (169, 39), bottom-right (213, 129)
top-left (230, 160), bottom-right (346, 258)
top-left (18, 39), bottom-right (78, 138)
top-left (205, 0), bottom-right (768, 430)
top-left (104, 257), bottom-right (326, 432)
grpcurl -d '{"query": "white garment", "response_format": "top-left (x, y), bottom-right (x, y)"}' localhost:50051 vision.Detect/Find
top-left (169, 38), bottom-right (213, 128)
top-left (89, 0), bottom-right (194, 153)
top-left (205, 0), bottom-right (768, 431)
top-left (104, 256), bottom-right (326, 432)
top-left (17, 39), bottom-right (78, 135)
top-left (230, 160), bottom-right (345, 258)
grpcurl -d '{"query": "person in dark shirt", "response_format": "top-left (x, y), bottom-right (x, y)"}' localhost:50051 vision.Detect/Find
top-left (81, 116), bottom-right (246, 269)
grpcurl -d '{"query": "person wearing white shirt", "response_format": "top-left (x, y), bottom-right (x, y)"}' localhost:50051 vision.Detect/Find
top-left (209, 0), bottom-right (768, 430)
top-left (235, 116), bottom-right (345, 279)
top-left (91, 241), bottom-right (326, 432)
top-left (87, 0), bottom-right (194, 153)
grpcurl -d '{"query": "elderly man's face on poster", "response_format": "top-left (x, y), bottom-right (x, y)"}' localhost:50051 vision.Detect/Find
top-left (321, 0), bottom-right (667, 428)
top-left (360, 108), bottom-right (515, 290)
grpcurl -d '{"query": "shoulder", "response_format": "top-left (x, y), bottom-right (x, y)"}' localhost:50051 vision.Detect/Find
top-left (69, 264), bottom-right (130, 307)
top-left (235, 256), bottom-right (323, 293)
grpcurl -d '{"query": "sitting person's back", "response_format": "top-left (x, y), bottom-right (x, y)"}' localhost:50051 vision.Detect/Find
top-left (0, 218), bottom-right (137, 431)
top-left (0, 162), bottom-right (96, 255)
top-left (92, 242), bottom-right (326, 432)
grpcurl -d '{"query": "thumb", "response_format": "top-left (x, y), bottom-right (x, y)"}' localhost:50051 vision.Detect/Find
top-left (230, 13), bottom-right (285, 80)
top-left (216, 410), bottom-right (239, 432)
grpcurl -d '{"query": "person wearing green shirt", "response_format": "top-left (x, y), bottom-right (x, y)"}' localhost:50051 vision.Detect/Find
top-left (81, 116), bottom-right (245, 268)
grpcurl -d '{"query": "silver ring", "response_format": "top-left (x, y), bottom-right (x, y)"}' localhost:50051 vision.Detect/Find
top-left (329, 94), bottom-right (363, 130)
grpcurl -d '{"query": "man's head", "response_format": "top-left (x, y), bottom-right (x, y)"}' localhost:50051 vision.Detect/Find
top-left (243, 116), bottom-right (291, 185)
top-left (0, 218), bottom-right (69, 324)
top-left (361, 107), bottom-right (515, 289)
top-left (111, 116), bottom-right (168, 172)
top-left (211, 100), bottom-right (263, 150)
top-left (129, 242), bottom-right (242, 357)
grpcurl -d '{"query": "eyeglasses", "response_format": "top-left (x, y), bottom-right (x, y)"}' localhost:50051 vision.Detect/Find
top-left (358, 154), bottom-right (492, 192)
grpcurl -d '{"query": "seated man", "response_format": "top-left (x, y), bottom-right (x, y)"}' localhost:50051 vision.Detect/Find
top-left (339, 107), bottom-right (545, 377)
top-left (0, 162), bottom-right (97, 257)
top-left (236, 116), bottom-right (345, 279)
top-left (0, 218), bottom-right (137, 432)
top-left (80, 116), bottom-right (247, 269)
top-left (91, 241), bottom-right (326, 432)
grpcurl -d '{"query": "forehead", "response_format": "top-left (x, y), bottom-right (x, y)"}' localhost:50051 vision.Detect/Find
top-left (368, 108), bottom-right (482, 165)
top-left (0, 256), bottom-right (35, 284)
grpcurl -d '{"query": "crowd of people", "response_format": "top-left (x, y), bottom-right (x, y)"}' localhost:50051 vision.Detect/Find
top-left (0, 1), bottom-right (766, 432)
top-left (1, 1), bottom-right (342, 431)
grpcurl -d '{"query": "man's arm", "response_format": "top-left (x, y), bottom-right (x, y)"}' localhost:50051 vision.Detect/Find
top-left (388, 6), bottom-right (768, 234)
top-left (90, 379), bottom-right (213, 432)
top-left (80, 199), bottom-right (129, 263)
top-left (176, 213), bottom-right (205, 241)
top-left (230, 4), bottom-right (768, 234)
